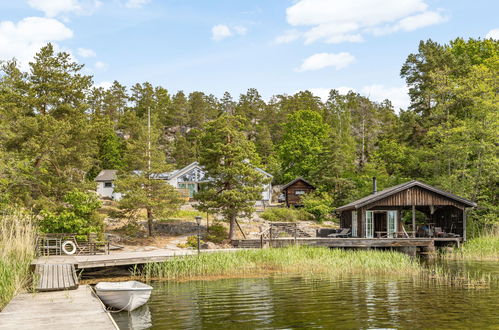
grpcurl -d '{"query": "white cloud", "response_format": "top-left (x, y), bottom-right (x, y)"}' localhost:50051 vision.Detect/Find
top-left (0, 17), bottom-right (73, 69)
top-left (27, 0), bottom-right (101, 17)
top-left (212, 25), bottom-right (232, 41)
top-left (77, 47), bottom-right (96, 58)
top-left (28, 0), bottom-right (81, 17)
top-left (274, 30), bottom-right (301, 44)
top-left (283, 0), bottom-right (447, 44)
top-left (486, 28), bottom-right (499, 39)
top-left (125, 0), bottom-right (151, 9)
top-left (95, 61), bottom-right (107, 69)
top-left (296, 52), bottom-right (355, 72)
top-left (211, 24), bottom-right (247, 41)
top-left (233, 25), bottom-right (248, 35)
top-left (361, 84), bottom-right (410, 110)
top-left (96, 81), bottom-right (112, 89)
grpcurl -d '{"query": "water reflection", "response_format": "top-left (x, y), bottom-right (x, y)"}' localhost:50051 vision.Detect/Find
top-left (114, 261), bottom-right (499, 329)
top-left (113, 305), bottom-right (152, 330)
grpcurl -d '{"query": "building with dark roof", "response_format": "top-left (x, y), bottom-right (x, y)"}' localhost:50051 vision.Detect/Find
top-left (335, 178), bottom-right (476, 241)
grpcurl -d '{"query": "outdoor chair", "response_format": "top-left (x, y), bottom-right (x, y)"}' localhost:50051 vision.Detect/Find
top-left (434, 227), bottom-right (447, 238)
top-left (328, 228), bottom-right (350, 238)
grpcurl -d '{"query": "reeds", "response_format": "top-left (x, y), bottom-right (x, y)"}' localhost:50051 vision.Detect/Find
top-left (136, 246), bottom-right (422, 281)
top-left (0, 209), bottom-right (37, 310)
top-left (443, 234), bottom-right (499, 261)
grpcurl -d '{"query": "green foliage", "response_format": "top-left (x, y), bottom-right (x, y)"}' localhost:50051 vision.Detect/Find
top-left (278, 109), bottom-right (329, 182)
top-left (260, 207), bottom-right (312, 222)
top-left (39, 190), bottom-right (103, 234)
top-left (195, 115), bottom-right (266, 239)
top-left (0, 209), bottom-right (36, 309)
top-left (185, 235), bottom-right (203, 248)
top-left (301, 191), bottom-right (334, 223)
top-left (0, 39), bottom-right (497, 240)
top-left (205, 224), bottom-right (228, 244)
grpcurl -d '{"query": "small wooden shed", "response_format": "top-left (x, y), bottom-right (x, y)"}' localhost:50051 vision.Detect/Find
top-left (281, 177), bottom-right (315, 207)
top-left (335, 179), bottom-right (476, 241)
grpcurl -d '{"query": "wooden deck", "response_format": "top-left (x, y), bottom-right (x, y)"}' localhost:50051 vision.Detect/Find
top-left (35, 264), bottom-right (78, 292)
top-left (232, 237), bottom-right (461, 249)
top-left (33, 248), bottom-right (243, 269)
top-left (0, 285), bottom-right (118, 329)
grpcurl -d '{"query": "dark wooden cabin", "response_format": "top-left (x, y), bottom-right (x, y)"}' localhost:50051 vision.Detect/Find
top-left (282, 178), bottom-right (315, 207)
top-left (335, 179), bottom-right (476, 241)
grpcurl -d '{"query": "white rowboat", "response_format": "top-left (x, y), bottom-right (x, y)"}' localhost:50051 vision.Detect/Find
top-left (95, 281), bottom-right (153, 312)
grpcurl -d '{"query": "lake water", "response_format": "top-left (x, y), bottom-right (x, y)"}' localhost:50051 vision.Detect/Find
top-left (113, 261), bottom-right (499, 329)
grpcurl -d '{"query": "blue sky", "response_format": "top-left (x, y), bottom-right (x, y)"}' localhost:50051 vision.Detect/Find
top-left (0, 0), bottom-right (497, 110)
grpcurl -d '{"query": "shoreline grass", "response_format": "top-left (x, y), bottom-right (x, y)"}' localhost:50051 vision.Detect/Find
top-left (135, 246), bottom-right (423, 281)
top-left (443, 235), bottom-right (499, 261)
top-left (0, 210), bottom-right (37, 310)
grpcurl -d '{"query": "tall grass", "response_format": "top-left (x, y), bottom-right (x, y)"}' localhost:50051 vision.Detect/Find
top-left (0, 210), bottom-right (37, 310)
top-left (137, 246), bottom-right (422, 280)
top-left (444, 234), bottom-right (499, 261)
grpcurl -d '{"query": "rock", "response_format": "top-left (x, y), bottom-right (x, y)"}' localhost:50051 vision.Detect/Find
top-left (201, 242), bottom-right (218, 250)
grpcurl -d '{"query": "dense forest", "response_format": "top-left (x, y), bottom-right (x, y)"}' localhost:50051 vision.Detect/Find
top-left (0, 38), bottom-right (497, 234)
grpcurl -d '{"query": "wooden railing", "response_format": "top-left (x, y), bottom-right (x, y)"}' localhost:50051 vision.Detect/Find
top-left (258, 223), bottom-right (301, 248)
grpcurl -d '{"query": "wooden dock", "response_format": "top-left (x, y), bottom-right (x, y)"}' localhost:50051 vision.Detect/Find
top-left (0, 285), bottom-right (118, 329)
top-left (33, 248), bottom-right (243, 269)
top-left (35, 264), bottom-right (78, 292)
top-left (231, 237), bottom-right (459, 249)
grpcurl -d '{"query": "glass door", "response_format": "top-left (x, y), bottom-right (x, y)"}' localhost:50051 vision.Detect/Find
top-left (351, 211), bottom-right (357, 237)
top-left (366, 211), bottom-right (374, 238)
top-left (387, 211), bottom-right (397, 238)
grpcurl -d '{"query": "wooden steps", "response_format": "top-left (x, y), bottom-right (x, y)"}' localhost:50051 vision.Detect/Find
top-left (35, 263), bottom-right (79, 292)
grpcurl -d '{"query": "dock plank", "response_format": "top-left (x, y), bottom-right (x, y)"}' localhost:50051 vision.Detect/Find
top-left (35, 263), bottom-right (78, 292)
top-left (0, 285), bottom-right (118, 330)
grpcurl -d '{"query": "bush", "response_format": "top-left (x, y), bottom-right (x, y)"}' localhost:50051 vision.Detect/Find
top-left (185, 235), bottom-right (204, 248)
top-left (260, 207), bottom-right (312, 222)
top-left (205, 223), bottom-right (228, 243)
top-left (39, 190), bottom-right (103, 234)
top-left (301, 191), bottom-right (334, 223)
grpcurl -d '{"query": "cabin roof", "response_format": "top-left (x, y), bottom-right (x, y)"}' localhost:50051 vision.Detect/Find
top-left (156, 161), bottom-right (272, 180)
top-left (335, 180), bottom-right (477, 212)
top-left (281, 177), bottom-right (315, 190)
top-left (94, 169), bottom-right (117, 182)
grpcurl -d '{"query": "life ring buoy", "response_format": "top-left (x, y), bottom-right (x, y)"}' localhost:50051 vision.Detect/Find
top-left (62, 240), bottom-right (77, 255)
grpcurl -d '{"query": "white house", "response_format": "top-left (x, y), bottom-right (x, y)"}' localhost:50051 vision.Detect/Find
top-left (157, 162), bottom-right (273, 204)
top-left (95, 170), bottom-right (122, 201)
top-left (95, 162), bottom-right (273, 204)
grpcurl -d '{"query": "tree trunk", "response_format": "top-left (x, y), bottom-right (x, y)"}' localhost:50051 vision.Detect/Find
top-left (228, 214), bottom-right (236, 240)
top-left (147, 207), bottom-right (154, 237)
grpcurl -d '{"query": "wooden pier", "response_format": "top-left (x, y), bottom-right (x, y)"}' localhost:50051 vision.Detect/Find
top-left (232, 237), bottom-right (461, 250)
top-left (35, 264), bottom-right (79, 292)
top-left (0, 285), bottom-right (118, 329)
top-left (33, 248), bottom-right (243, 269)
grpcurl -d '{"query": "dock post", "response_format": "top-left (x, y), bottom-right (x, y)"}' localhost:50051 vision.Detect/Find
top-left (412, 205), bottom-right (416, 238)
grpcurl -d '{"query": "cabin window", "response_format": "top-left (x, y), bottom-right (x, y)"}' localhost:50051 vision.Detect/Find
top-left (104, 182), bottom-right (112, 188)
top-left (387, 211), bottom-right (397, 238)
top-left (294, 190), bottom-right (306, 195)
top-left (351, 211), bottom-right (357, 237)
top-left (366, 211), bottom-right (374, 238)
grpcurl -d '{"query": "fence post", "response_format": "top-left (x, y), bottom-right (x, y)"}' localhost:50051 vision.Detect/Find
top-left (294, 223), bottom-right (297, 245)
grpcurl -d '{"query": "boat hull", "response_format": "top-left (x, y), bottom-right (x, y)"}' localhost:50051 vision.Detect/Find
top-left (95, 281), bottom-right (152, 312)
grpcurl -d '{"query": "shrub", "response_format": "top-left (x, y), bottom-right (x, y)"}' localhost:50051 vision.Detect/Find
top-left (260, 207), bottom-right (312, 222)
top-left (301, 191), bottom-right (334, 223)
top-left (185, 235), bottom-right (204, 248)
top-left (205, 223), bottom-right (228, 243)
top-left (39, 189), bottom-right (103, 234)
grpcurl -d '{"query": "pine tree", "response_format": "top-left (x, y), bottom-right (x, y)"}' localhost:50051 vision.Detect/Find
top-left (195, 115), bottom-right (266, 239)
